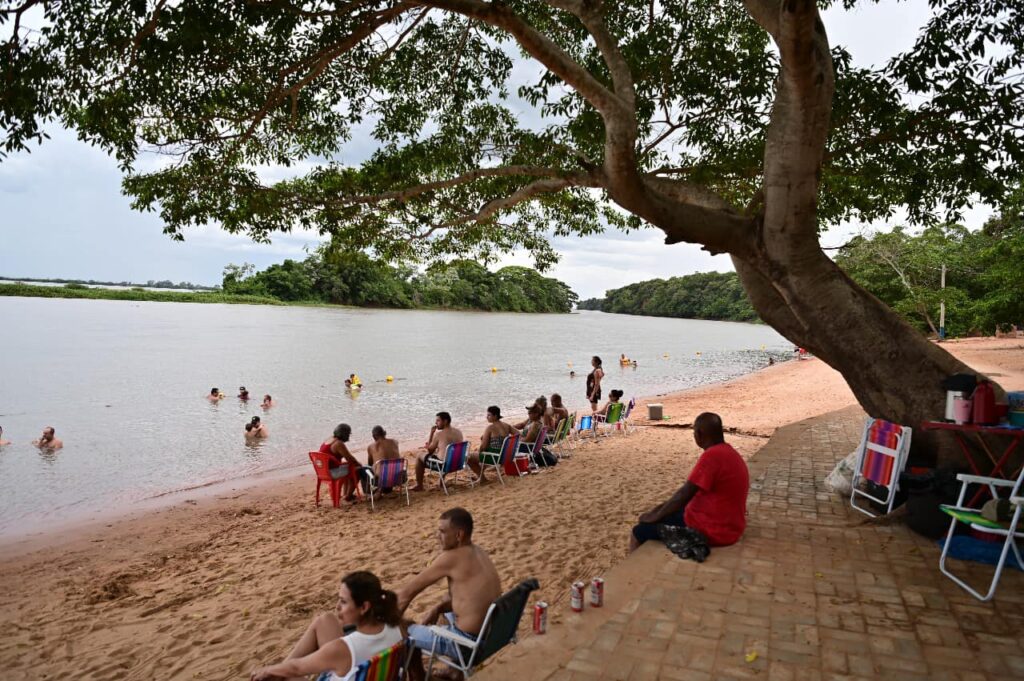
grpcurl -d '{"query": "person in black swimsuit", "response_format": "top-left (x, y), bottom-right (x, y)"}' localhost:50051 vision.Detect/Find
top-left (587, 355), bottom-right (604, 411)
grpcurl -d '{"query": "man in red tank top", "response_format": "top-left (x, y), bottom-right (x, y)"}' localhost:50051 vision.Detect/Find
top-left (629, 412), bottom-right (749, 551)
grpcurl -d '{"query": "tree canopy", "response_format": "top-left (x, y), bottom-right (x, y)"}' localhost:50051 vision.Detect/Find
top-left (578, 271), bottom-right (758, 322)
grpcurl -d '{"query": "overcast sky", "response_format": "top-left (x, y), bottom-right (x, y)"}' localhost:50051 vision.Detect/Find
top-left (0, 0), bottom-right (993, 300)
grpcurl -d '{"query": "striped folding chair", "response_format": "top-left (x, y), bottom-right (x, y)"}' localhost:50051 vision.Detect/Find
top-left (352, 639), bottom-right (407, 681)
top-left (850, 417), bottom-right (913, 517)
top-left (478, 434), bottom-right (520, 485)
top-left (366, 458), bottom-right (410, 511)
top-left (544, 418), bottom-right (571, 459)
top-left (425, 441), bottom-right (471, 495)
top-left (517, 427), bottom-right (551, 469)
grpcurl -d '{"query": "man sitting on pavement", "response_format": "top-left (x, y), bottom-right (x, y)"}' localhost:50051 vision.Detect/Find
top-left (398, 508), bottom-right (502, 681)
top-left (629, 412), bottom-right (749, 552)
top-left (411, 412), bottom-right (464, 492)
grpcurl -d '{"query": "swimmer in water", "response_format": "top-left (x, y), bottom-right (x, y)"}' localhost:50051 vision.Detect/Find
top-left (208, 387), bottom-right (223, 402)
top-left (349, 373), bottom-right (362, 388)
top-left (238, 386), bottom-right (250, 400)
top-left (262, 394), bottom-right (274, 409)
top-left (249, 416), bottom-right (269, 438)
top-left (0, 426), bottom-right (10, 446)
top-left (33, 426), bottom-right (63, 450)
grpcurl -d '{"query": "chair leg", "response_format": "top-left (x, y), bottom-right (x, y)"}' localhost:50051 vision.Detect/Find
top-left (315, 481), bottom-right (321, 507)
top-left (939, 515), bottom-right (1021, 601)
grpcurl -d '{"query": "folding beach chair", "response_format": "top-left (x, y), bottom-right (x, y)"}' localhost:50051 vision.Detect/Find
top-left (849, 417), bottom-right (912, 517)
top-left (544, 418), bottom-right (571, 459)
top-left (365, 458), bottom-right (411, 511)
top-left (620, 397), bottom-right (637, 434)
top-left (425, 441), bottom-right (471, 495)
top-left (594, 401), bottom-right (625, 436)
top-left (477, 434), bottom-right (520, 485)
top-left (518, 427), bottom-right (551, 469)
top-left (417, 578), bottom-right (539, 680)
top-left (938, 467), bottom-right (1024, 601)
top-left (352, 639), bottom-right (408, 681)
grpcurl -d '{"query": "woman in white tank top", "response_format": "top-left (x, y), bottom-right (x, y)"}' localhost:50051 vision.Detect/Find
top-left (250, 571), bottom-right (403, 681)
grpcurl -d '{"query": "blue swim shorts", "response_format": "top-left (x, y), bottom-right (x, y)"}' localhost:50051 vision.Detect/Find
top-left (407, 612), bottom-right (477, 663)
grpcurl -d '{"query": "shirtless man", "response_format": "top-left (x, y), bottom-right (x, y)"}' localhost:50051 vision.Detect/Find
top-left (365, 425), bottom-right (401, 493)
top-left (398, 508), bottom-right (502, 681)
top-left (550, 393), bottom-right (569, 427)
top-left (33, 426), bottom-right (63, 450)
top-left (0, 426), bottom-right (11, 446)
top-left (467, 406), bottom-right (517, 484)
top-left (411, 412), bottom-right (464, 492)
top-left (207, 387), bottom-right (223, 402)
top-left (249, 416), bottom-right (268, 438)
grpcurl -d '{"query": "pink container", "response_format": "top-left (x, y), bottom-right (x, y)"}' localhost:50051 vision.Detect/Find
top-left (952, 397), bottom-right (973, 424)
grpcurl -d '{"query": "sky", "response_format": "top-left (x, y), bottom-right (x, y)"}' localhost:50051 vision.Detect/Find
top-left (0, 0), bottom-right (994, 300)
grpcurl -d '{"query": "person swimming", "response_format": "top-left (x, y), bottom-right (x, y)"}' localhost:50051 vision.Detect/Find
top-left (238, 386), bottom-right (250, 400)
top-left (207, 387), bottom-right (224, 402)
top-left (261, 394), bottom-right (274, 408)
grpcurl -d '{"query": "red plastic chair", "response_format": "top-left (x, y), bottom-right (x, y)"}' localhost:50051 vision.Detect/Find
top-left (309, 451), bottom-right (345, 508)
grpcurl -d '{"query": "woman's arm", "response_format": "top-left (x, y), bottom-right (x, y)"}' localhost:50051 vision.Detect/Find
top-left (251, 638), bottom-right (350, 681)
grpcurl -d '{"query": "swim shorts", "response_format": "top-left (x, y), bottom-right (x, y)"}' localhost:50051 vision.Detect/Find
top-left (408, 612), bottom-right (477, 663)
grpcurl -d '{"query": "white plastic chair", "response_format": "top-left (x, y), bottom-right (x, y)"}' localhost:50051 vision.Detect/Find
top-left (849, 417), bottom-right (912, 517)
top-left (938, 469), bottom-right (1024, 601)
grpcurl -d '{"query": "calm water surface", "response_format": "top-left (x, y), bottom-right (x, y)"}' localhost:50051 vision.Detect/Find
top-left (0, 298), bottom-right (789, 537)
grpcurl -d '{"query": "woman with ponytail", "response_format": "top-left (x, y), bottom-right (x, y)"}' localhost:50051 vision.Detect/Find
top-left (250, 571), bottom-right (403, 681)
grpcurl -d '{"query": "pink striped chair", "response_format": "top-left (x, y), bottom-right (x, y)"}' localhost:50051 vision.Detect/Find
top-left (365, 458), bottom-right (410, 511)
top-left (850, 417), bottom-right (913, 517)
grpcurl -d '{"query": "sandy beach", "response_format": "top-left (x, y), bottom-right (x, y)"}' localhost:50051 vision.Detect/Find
top-left (1, 337), bottom-right (1021, 681)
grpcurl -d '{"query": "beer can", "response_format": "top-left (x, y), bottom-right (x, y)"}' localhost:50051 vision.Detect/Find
top-left (533, 602), bottom-right (548, 634)
top-left (589, 577), bottom-right (605, 607)
top-left (570, 581), bottom-right (585, 612)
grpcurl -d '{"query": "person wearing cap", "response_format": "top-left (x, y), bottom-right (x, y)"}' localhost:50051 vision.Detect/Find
top-left (238, 386), bottom-right (250, 400)
top-left (467, 406), bottom-right (517, 484)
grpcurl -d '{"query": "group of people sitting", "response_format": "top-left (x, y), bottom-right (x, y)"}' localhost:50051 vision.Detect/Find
top-left (260, 411), bottom-right (750, 680)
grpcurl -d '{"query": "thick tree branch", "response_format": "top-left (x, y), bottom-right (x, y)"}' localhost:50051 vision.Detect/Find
top-left (344, 165), bottom-right (582, 205)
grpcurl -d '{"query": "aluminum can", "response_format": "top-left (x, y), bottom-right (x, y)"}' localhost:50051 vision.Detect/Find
top-left (570, 581), bottom-right (585, 612)
top-left (533, 602), bottom-right (548, 634)
top-left (590, 577), bottom-right (605, 607)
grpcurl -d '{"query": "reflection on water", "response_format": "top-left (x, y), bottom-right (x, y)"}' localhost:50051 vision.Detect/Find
top-left (0, 297), bottom-right (790, 535)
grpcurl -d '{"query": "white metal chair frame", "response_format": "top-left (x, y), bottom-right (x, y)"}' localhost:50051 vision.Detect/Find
top-left (849, 418), bottom-right (912, 518)
top-left (939, 473), bottom-right (1024, 601)
top-left (364, 459), bottom-right (411, 511)
top-left (424, 441), bottom-right (473, 495)
top-left (477, 433), bottom-right (520, 485)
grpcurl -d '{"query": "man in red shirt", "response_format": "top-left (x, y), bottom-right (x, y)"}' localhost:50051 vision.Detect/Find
top-left (630, 412), bottom-right (749, 552)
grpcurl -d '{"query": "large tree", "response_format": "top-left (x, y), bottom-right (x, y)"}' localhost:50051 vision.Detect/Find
top-left (2, 0), bottom-right (1022, 427)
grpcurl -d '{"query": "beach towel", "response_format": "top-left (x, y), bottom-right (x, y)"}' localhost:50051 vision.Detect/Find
top-left (657, 525), bottom-right (710, 563)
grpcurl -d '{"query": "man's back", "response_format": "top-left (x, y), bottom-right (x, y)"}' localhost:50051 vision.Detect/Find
top-left (446, 544), bottom-right (502, 635)
top-left (370, 438), bottom-right (401, 461)
top-left (432, 426), bottom-right (465, 455)
top-left (684, 442), bottom-right (749, 546)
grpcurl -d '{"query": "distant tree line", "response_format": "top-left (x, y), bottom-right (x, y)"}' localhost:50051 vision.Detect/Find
top-left (0, 276), bottom-right (216, 290)
top-left (834, 199), bottom-right (1024, 336)
top-left (221, 248), bottom-right (578, 313)
top-left (577, 271), bottom-right (759, 322)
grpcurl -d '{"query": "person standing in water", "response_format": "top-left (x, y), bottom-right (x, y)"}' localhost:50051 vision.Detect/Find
top-left (587, 356), bottom-right (604, 412)
top-left (33, 426), bottom-right (63, 450)
top-left (0, 426), bottom-right (10, 446)
top-left (207, 387), bottom-right (223, 402)
top-left (261, 394), bottom-right (274, 409)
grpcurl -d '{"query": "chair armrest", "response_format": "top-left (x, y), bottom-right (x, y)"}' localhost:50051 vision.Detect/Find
top-left (1012, 496), bottom-right (1024, 507)
top-left (955, 473), bottom-right (1017, 487)
top-left (429, 625), bottom-right (478, 649)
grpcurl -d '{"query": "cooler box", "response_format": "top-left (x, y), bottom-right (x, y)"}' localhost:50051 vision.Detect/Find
top-left (504, 455), bottom-right (529, 476)
top-left (648, 403), bottom-right (663, 420)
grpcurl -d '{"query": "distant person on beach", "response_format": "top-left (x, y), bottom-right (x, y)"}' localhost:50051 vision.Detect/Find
top-left (261, 394), bottom-right (274, 409)
top-left (412, 412), bottom-right (464, 492)
top-left (513, 396), bottom-right (549, 430)
top-left (398, 508), bottom-right (502, 681)
top-left (550, 393), bottom-right (569, 426)
top-left (521, 403), bottom-right (557, 467)
top-left (249, 570), bottom-right (403, 681)
top-left (207, 387), bottom-right (223, 402)
top-left (33, 426), bottom-right (63, 450)
top-left (238, 386), bottom-right (250, 400)
top-left (594, 389), bottom-right (624, 419)
top-left (587, 356), bottom-right (604, 411)
top-left (0, 426), bottom-right (10, 446)
top-left (321, 423), bottom-right (361, 503)
top-left (365, 425), bottom-right (401, 493)
top-left (629, 412), bottom-right (749, 552)
top-left (467, 406), bottom-right (517, 483)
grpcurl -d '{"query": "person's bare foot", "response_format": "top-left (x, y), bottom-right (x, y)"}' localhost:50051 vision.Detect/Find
top-left (410, 485), bottom-right (426, 492)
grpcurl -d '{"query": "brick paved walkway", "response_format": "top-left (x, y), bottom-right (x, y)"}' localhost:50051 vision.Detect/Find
top-left (479, 406), bottom-right (1024, 681)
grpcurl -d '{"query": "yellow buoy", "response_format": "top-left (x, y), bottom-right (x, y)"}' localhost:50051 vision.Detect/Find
top-left (386, 375), bottom-right (394, 383)
top-left (663, 353), bottom-right (669, 358)
top-left (491, 367), bottom-right (498, 373)
top-left (696, 351), bottom-right (702, 356)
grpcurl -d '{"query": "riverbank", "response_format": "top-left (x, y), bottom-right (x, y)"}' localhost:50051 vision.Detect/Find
top-left (0, 282), bottom-right (285, 306)
top-left (0, 338), bottom-right (1020, 680)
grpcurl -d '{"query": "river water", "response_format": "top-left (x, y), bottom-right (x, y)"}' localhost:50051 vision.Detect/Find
top-left (0, 297), bottom-right (789, 537)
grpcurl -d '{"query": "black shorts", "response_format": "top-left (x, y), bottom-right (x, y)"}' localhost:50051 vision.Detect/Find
top-left (589, 389), bottom-right (602, 404)
top-left (632, 517), bottom-right (687, 544)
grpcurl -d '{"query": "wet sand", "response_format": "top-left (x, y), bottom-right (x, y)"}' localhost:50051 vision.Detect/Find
top-left (0, 337), bottom-right (1020, 680)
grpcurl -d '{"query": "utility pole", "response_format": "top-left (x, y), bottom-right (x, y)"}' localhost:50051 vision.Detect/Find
top-left (938, 263), bottom-right (946, 340)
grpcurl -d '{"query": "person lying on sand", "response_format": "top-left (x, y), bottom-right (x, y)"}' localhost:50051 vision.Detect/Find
top-left (398, 508), bottom-right (502, 681)
top-left (629, 412), bottom-right (749, 553)
top-left (364, 425), bottom-right (401, 493)
top-left (33, 426), bottom-right (63, 450)
top-left (249, 571), bottom-right (404, 681)
top-left (412, 412), bottom-right (464, 492)
top-left (467, 406), bottom-right (517, 484)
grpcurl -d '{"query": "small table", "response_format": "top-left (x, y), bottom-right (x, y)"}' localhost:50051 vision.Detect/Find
top-left (921, 421), bottom-right (1024, 504)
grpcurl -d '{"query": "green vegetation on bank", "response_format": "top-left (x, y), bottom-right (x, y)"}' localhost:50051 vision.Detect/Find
top-left (835, 199), bottom-right (1024, 336)
top-left (0, 276), bottom-right (216, 291)
top-left (577, 272), bottom-right (759, 323)
top-left (0, 282), bottom-right (282, 305)
top-left (222, 248), bottom-right (578, 313)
